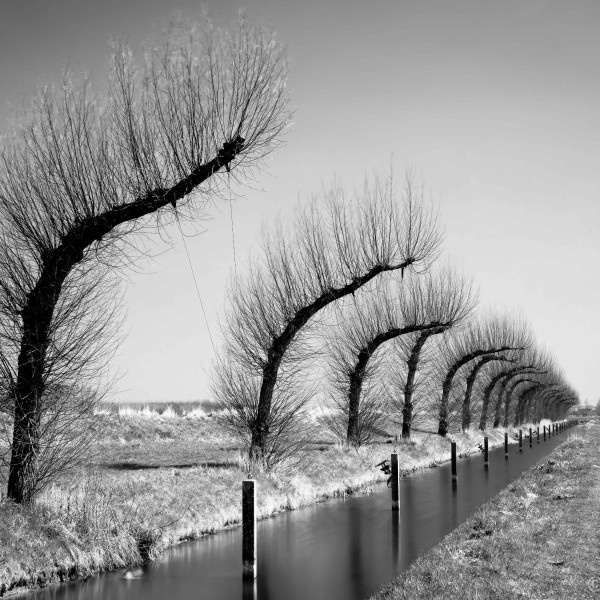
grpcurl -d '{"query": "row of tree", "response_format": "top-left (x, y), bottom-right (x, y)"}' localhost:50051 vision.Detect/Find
top-left (0, 13), bottom-right (578, 505)
top-left (214, 174), bottom-right (578, 467)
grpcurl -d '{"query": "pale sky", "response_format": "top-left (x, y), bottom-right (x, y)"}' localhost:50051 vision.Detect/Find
top-left (1, 0), bottom-right (599, 405)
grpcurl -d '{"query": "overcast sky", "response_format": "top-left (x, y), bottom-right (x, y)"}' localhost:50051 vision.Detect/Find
top-left (1, 0), bottom-right (599, 405)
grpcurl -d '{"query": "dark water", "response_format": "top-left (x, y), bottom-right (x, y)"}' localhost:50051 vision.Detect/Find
top-left (29, 430), bottom-right (569, 600)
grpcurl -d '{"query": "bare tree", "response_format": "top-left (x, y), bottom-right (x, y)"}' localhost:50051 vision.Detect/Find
top-left (397, 268), bottom-right (477, 437)
top-left (503, 377), bottom-right (541, 427)
top-left (460, 354), bottom-right (513, 430)
top-left (513, 380), bottom-right (554, 426)
top-left (513, 383), bottom-right (543, 426)
top-left (214, 172), bottom-right (442, 464)
top-left (501, 376), bottom-right (546, 428)
top-left (0, 15), bottom-right (291, 503)
top-left (436, 313), bottom-right (531, 435)
top-left (511, 366), bottom-right (577, 425)
top-left (491, 348), bottom-right (551, 428)
top-left (327, 268), bottom-right (475, 445)
top-left (0, 260), bottom-right (123, 500)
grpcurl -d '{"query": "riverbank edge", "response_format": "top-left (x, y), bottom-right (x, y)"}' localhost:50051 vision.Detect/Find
top-left (0, 422), bottom-right (557, 598)
top-left (371, 423), bottom-right (600, 600)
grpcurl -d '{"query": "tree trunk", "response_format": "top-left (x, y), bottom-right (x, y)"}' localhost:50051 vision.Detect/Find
top-left (345, 323), bottom-right (444, 446)
top-left (493, 370), bottom-right (541, 428)
top-left (253, 262), bottom-right (418, 456)
top-left (478, 372), bottom-right (509, 430)
top-left (514, 387), bottom-right (536, 427)
top-left (7, 145), bottom-right (240, 503)
top-left (492, 388), bottom-right (505, 428)
top-left (461, 356), bottom-right (508, 431)
top-left (437, 347), bottom-right (513, 436)
top-left (346, 364), bottom-right (367, 446)
top-left (401, 331), bottom-right (433, 438)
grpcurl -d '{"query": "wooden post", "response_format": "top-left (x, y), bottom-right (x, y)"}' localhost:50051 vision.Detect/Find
top-left (537, 426), bottom-right (540, 443)
top-left (519, 429), bottom-right (522, 452)
top-left (529, 427), bottom-right (532, 448)
top-left (242, 480), bottom-right (257, 579)
top-left (484, 436), bottom-right (489, 468)
top-left (504, 432), bottom-right (509, 458)
top-left (451, 442), bottom-right (457, 483)
top-left (391, 453), bottom-right (400, 511)
top-left (543, 425), bottom-right (546, 441)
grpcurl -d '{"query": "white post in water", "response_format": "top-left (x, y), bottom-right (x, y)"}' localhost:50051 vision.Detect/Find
top-left (242, 480), bottom-right (257, 579)
top-left (391, 453), bottom-right (400, 511)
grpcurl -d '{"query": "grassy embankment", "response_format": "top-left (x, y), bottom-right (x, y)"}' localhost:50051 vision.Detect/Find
top-left (0, 403), bottom-right (536, 597)
top-left (372, 422), bottom-right (600, 600)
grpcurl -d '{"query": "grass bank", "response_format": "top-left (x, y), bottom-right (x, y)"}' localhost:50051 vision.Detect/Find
top-left (371, 422), bottom-right (600, 600)
top-left (0, 405), bottom-right (542, 597)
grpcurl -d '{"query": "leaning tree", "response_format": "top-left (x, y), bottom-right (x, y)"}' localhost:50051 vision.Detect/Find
top-left (214, 172), bottom-right (442, 465)
top-left (327, 267), bottom-right (476, 445)
top-left (491, 348), bottom-right (552, 428)
top-left (436, 313), bottom-right (532, 436)
top-left (460, 353), bottom-right (515, 430)
top-left (0, 16), bottom-right (292, 503)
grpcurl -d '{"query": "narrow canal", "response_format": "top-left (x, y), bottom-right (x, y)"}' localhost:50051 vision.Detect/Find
top-left (29, 429), bottom-right (569, 600)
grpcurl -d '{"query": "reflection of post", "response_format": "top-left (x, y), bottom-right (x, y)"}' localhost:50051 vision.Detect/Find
top-left (242, 480), bottom-right (257, 579)
top-left (242, 578), bottom-right (257, 600)
top-left (504, 432), bottom-right (508, 459)
top-left (392, 510), bottom-right (400, 567)
top-left (519, 429), bottom-right (522, 452)
top-left (484, 436), bottom-right (489, 468)
top-left (391, 453), bottom-right (400, 511)
top-left (451, 442), bottom-right (457, 483)
top-left (529, 427), bottom-right (532, 448)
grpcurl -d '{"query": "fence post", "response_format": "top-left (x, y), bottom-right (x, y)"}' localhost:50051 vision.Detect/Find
top-left (504, 432), bottom-right (509, 458)
top-left (543, 426), bottom-right (546, 441)
top-left (529, 427), bottom-right (532, 448)
top-left (391, 453), bottom-right (400, 511)
top-left (484, 436), bottom-right (489, 468)
top-left (242, 480), bottom-right (257, 579)
top-left (519, 429), bottom-right (523, 452)
top-left (451, 442), bottom-right (457, 483)
top-left (537, 426), bottom-right (540, 443)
